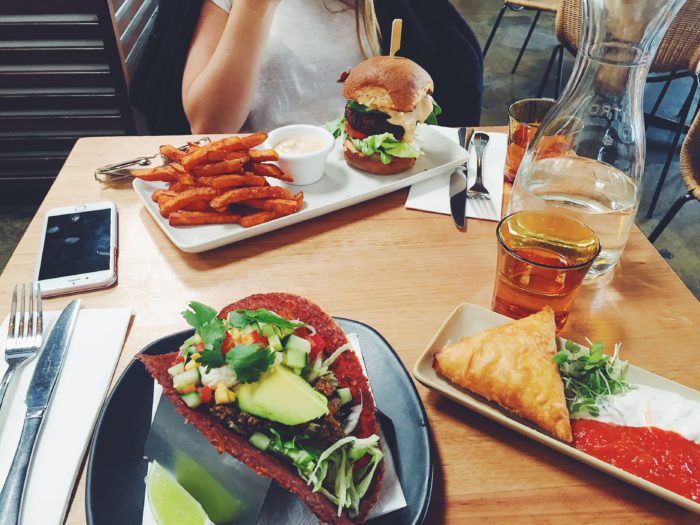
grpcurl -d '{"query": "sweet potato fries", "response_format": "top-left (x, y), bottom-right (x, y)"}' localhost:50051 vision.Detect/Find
top-left (132, 132), bottom-right (303, 228)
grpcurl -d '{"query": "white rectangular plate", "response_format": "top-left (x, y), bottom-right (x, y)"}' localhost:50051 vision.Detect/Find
top-left (133, 125), bottom-right (468, 253)
top-left (413, 303), bottom-right (700, 514)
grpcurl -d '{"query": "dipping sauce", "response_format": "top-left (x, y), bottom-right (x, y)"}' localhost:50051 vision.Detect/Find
top-left (572, 420), bottom-right (700, 502)
top-left (275, 136), bottom-right (325, 155)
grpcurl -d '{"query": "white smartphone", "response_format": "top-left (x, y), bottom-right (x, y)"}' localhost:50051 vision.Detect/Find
top-left (35, 201), bottom-right (118, 297)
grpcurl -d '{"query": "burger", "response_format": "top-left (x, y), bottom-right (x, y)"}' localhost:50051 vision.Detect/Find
top-left (328, 56), bottom-right (441, 175)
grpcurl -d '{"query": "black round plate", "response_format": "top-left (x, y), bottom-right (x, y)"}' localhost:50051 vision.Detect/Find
top-left (86, 318), bottom-right (433, 525)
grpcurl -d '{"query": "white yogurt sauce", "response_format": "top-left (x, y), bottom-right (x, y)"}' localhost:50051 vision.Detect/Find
top-left (571, 384), bottom-right (700, 444)
top-left (200, 365), bottom-right (237, 388)
top-left (276, 136), bottom-right (325, 155)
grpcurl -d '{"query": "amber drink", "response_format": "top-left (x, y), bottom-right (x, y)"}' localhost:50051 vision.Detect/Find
top-left (505, 98), bottom-right (555, 184)
top-left (492, 211), bottom-right (600, 331)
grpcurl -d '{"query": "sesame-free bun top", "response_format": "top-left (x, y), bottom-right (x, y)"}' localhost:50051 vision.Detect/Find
top-left (342, 56), bottom-right (434, 113)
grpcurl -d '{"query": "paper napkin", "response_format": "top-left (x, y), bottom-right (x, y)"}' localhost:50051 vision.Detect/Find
top-left (0, 307), bottom-right (132, 525)
top-left (142, 333), bottom-right (406, 524)
top-left (406, 126), bottom-right (507, 221)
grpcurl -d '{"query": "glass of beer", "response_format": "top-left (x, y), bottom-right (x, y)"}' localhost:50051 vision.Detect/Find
top-left (492, 211), bottom-right (600, 332)
top-left (505, 98), bottom-right (556, 185)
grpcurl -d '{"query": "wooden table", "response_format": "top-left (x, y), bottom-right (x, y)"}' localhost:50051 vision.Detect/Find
top-left (1, 132), bottom-right (699, 524)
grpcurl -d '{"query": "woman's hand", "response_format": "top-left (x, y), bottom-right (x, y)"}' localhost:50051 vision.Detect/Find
top-left (182, 0), bottom-right (281, 133)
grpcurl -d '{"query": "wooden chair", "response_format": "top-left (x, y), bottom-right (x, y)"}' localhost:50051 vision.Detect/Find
top-left (537, 0), bottom-right (700, 219)
top-left (648, 110), bottom-right (700, 243)
top-left (483, 0), bottom-right (559, 75)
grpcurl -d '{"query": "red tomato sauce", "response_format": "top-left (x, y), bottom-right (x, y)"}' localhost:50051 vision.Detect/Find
top-left (572, 420), bottom-right (700, 502)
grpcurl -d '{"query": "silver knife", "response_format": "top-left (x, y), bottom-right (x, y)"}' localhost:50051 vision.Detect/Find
top-left (0, 300), bottom-right (80, 525)
top-left (450, 127), bottom-right (474, 231)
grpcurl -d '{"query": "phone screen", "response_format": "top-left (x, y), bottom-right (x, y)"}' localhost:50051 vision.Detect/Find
top-left (38, 209), bottom-right (112, 281)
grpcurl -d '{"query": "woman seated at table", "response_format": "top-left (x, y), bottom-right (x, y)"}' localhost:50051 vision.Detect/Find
top-left (131, 0), bottom-right (483, 134)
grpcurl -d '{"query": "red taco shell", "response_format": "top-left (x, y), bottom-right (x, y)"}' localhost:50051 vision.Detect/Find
top-left (137, 293), bottom-right (383, 524)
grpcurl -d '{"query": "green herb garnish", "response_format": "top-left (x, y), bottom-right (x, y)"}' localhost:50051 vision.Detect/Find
top-left (227, 308), bottom-right (304, 331)
top-left (225, 343), bottom-right (276, 383)
top-left (182, 302), bottom-right (227, 371)
top-left (554, 340), bottom-right (631, 417)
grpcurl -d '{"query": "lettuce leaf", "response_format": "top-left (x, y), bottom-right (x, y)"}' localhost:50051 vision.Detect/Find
top-left (349, 133), bottom-right (420, 164)
top-left (325, 116), bottom-right (346, 139)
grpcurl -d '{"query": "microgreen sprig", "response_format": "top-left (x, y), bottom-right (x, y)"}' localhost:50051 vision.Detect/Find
top-left (553, 340), bottom-right (631, 416)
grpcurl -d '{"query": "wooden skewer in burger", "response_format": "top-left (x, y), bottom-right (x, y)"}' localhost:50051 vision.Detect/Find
top-left (330, 19), bottom-right (442, 175)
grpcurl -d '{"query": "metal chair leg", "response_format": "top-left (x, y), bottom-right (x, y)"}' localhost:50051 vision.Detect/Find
top-left (650, 76), bottom-right (674, 117)
top-left (484, 3), bottom-right (508, 57)
top-left (555, 45), bottom-right (565, 99)
top-left (647, 74), bottom-right (698, 218)
top-left (538, 44), bottom-right (561, 97)
top-left (511, 10), bottom-right (542, 75)
top-left (648, 191), bottom-right (694, 243)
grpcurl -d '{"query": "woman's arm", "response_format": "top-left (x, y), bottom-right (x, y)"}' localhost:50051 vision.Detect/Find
top-left (182, 0), bottom-right (279, 133)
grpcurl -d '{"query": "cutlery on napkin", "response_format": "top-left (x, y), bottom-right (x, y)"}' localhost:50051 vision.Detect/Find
top-left (0, 308), bottom-right (132, 525)
top-left (406, 127), bottom-right (507, 221)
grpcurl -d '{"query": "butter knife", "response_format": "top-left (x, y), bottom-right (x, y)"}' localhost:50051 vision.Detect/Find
top-left (449, 127), bottom-right (474, 231)
top-left (0, 300), bottom-right (80, 525)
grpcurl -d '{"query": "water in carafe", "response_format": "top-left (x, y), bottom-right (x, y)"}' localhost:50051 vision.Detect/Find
top-left (508, 0), bottom-right (687, 278)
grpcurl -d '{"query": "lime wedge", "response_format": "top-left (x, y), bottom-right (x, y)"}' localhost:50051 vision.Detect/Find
top-left (174, 453), bottom-right (245, 523)
top-left (146, 461), bottom-right (215, 525)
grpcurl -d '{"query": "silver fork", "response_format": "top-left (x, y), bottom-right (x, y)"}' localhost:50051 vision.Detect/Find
top-left (0, 284), bottom-right (43, 411)
top-left (468, 133), bottom-right (491, 200)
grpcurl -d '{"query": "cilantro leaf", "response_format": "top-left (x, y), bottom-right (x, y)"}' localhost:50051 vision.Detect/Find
top-left (198, 317), bottom-right (225, 352)
top-left (227, 310), bottom-right (249, 329)
top-left (198, 349), bottom-right (225, 371)
top-left (228, 309), bottom-right (304, 330)
top-left (182, 301), bottom-right (218, 331)
top-left (226, 343), bottom-right (276, 383)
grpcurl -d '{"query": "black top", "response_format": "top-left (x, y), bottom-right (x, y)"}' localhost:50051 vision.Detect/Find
top-left (130, 0), bottom-right (483, 134)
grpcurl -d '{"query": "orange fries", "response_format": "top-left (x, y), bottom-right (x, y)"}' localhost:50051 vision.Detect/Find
top-left (142, 134), bottom-right (302, 228)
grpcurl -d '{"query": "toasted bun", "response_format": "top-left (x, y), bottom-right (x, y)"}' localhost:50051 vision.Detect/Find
top-left (343, 139), bottom-right (415, 175)
top-left (342, 56), bottom-right (433, 112)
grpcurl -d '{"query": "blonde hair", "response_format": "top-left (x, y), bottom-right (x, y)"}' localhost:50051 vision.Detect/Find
top-left (325, 0), bottom-right (382, 58)
top-left (355, 0), bottom-right (382, 58)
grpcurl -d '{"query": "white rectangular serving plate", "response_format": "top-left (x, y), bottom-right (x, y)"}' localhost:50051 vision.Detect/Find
top-left (133, 124), bottom-right (467, 253)
top-left (413, 303), bottom-right (700, 514)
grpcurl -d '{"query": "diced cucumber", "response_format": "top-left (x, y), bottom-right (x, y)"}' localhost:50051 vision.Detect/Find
top-left (268, 334), bottom-right (283, 352)
top-left (173, 368), bottom-right (201, 393)
top-left (285, 334), bottom-right (311, 354)
top-left (284, 347), bottom-right (307, 369)
top-left (259, 323), bottom-right (278, 338)
top-left (337, 387), bottom-right (352, 405)
top-left (293, 367), bottom-right (303, 375)
top-left (168, 362), bottom-right (185, 377)
top-left (181, 391), bottom-right (201, 409)
top-left (241, 324), bottom-right (256, 336)
top-left (249, 432), bottom-right (270, 451)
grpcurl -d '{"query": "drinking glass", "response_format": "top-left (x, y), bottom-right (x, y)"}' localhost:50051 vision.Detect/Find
top-left (504, 98), bottom-right (555, 185)
top-left (492, 211), bottom-right (601, 332)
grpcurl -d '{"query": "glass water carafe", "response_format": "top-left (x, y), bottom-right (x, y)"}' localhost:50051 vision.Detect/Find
top-left (508, 0), bottom-right (686, 278)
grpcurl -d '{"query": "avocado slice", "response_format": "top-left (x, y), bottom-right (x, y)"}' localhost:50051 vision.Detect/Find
top-left (236, 366), bottom-right (328, 425)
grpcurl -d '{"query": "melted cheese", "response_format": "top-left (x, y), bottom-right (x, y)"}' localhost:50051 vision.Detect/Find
top-left (354, 95), bottom-right (433, 142)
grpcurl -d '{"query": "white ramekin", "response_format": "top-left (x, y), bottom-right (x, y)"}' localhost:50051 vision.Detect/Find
top-left (266, 124), bottom-right (335, 186)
